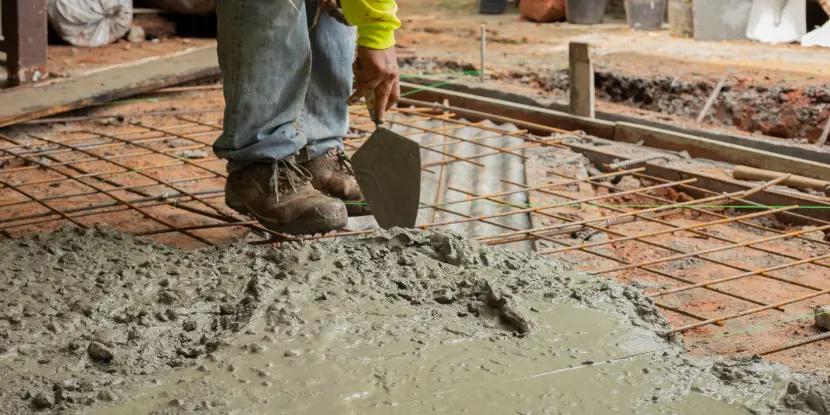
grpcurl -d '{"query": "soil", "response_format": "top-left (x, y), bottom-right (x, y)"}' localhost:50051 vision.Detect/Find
top-left (46, 38), bottom-right (216, 79)
top-left (1, 227), bottom-right (829, 414)
top-left (395, 0), bottom-right (830, 142)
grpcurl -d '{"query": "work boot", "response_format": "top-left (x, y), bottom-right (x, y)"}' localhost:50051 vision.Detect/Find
top-left (224, 158), bottom-right (348, 234)
top-left (300, 148), bottom-right (371, 216)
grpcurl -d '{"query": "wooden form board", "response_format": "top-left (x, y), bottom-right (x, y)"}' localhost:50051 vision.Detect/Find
top-left (402, 76), bottom-right (830, 166)
top-left (0, 46), bottom-right (221, 128)
top-left (400, 82), bottom-right (830, 182)
top-left (400, 81), bottom-right (615, 139)
top-left (614, 122), bottom-right (830, 182)
top-left (398, 92), bottom-right (830, 226)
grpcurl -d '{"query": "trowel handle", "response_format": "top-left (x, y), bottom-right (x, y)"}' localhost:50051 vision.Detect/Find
top-left (364, 90), bottom-right (384, 126)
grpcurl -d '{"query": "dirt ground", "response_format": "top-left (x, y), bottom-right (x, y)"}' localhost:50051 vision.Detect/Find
top-left (394, 0), bottom-right (830, 141)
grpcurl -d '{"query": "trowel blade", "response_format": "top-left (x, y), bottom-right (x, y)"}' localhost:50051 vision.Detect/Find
top-left (351, 127), bottom-right (421, 229)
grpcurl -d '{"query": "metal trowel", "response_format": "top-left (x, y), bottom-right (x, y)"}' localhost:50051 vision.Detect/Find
top-left (350, 93), bottom-right (421, 229)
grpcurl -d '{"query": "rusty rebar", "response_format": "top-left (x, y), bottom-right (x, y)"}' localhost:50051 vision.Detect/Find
top-left (755, 331), bottom-right (830, 356)
top-left (447, 184), bottom-right (777, 311)
top-left (593, 224), bottom-right (830, 275)
top-left (668, 287), bottom-right (830, 334)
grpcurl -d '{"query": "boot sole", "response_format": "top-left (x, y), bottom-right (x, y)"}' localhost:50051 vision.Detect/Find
top-left (346, 205), bottom-right (372, 217)
top-left (226, 193), bottom-right (347, 235)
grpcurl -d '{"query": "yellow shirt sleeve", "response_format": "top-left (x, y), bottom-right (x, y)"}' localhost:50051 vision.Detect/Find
top-left (340, 0), bottom-right (401, 50)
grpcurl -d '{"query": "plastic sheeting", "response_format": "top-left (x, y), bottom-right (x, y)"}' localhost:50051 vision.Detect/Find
top-left (745, 0), bottom-right (806, 43)
top-left (47, 0), bottom-right (133, 47)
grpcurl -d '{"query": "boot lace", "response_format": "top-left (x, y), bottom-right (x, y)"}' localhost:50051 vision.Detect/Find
top-left (269, 159), bottom-right (313, 201)
top-left (330, 148), bottom-right (355, 176)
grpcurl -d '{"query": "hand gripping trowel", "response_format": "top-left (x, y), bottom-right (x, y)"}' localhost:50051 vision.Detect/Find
top-left (349, 92), bottom-right (421, 229)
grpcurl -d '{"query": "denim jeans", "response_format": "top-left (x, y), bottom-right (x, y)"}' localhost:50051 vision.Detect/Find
top-left (214, 0), bottom-right (356, 172)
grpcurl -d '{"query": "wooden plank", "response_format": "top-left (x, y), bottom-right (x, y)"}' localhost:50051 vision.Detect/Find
top-left (0, 45), bottom-right (220, 128)
top-left (397, 95), bottom-right (830, 226)
top-left (614, 121), bottom-right (830, 182)
top-left (566, 141), bottom-right (830, 226)
top-left (399, 81), bottom-right (616, 139)
top-left (568, 42), bottom-right (594, 118)
top-left (402, 75), bottom-right (830, 165)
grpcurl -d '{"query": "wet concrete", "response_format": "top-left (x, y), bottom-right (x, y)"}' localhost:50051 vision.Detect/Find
top-left (1, 227), bottom-right (829, 414)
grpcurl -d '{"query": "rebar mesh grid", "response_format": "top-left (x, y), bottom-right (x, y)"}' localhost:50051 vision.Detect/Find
top-left (1, 89), bottom-right (829, 361)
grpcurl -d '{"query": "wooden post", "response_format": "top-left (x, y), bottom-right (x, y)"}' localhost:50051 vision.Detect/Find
top-left (1, 0), bottom-right (49, 86)
top-left (569, 42), bottom-right (594, 118)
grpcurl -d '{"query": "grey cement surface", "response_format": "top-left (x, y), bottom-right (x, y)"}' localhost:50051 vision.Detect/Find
top-left (0, 227), bottom-right (829, 414)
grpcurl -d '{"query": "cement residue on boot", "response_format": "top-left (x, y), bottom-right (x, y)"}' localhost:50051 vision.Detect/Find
top-left (1, 227), bottom-right (828, 414)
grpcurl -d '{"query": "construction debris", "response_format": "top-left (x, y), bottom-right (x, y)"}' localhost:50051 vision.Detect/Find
top-left (127, 26), bottom-right (147, 43)
top-left (817, 305), bottom-right (830, 331)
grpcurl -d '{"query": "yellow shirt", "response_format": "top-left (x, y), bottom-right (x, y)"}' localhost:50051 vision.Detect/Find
top-left (340, 0), bottom-right (401, 50)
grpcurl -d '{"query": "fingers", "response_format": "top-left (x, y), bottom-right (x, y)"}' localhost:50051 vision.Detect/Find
top-left (348, 76), bottom-right (383, 105)
top-left (387, 77), bottom-right (400, 111)
top-left (348, 90), bottom-right (363, 105)
top-left (350, 47), bottom-right (400, 119)
top-left (374, 77), bottom-right (394, 122)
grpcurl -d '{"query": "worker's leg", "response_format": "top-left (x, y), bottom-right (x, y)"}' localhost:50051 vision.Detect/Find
top-left (299, 5), bottom-right (371, 216)
top-left (214, 0), bottom-right (311, 170)
top-left (214, 0), bottom-right (347, 234)
top-left (300, 0), bottom-right (356, 160)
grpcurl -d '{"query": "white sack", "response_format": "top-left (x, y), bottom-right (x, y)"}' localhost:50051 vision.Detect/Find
top-left (47, 0), bottom-right (133, 47)
top-left (746, 0), bottom-right (806, 43)
top-left (802, 21), bottom-right (830, 47)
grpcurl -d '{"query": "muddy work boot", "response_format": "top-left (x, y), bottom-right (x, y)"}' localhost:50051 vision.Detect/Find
top-left (225, 158), bottom-right (348, 234)
top-left (300, 148), bottom-right (371, 216)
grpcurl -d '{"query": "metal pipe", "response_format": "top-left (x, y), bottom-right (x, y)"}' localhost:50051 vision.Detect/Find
top-left (480, 24), bottom-right (486, 82)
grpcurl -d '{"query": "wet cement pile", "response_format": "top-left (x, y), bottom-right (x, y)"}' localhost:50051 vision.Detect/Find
top-left (1, 227), bottom-right (829, 414)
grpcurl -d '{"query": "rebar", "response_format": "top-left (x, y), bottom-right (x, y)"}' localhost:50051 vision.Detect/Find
top-left (4, 89), bottom-right (830, 359)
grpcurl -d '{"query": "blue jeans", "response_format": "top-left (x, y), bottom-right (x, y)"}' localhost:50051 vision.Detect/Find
top-left (214, 0), bottom-right (356, 172)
